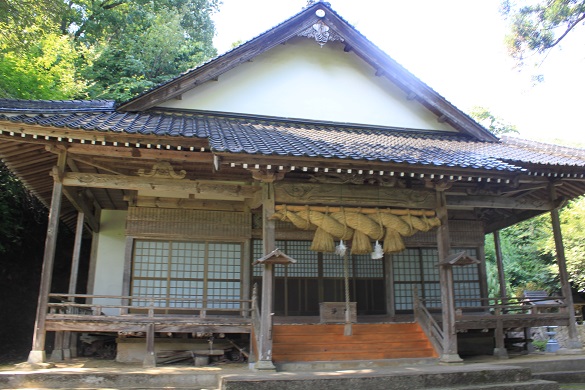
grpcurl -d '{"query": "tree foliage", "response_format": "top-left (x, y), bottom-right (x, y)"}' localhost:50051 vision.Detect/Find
top-left (542, 197), bottom-right (585, 292)
top-left (470, 106), bottom-right (520, 136)
top-left (501, 0), bottom-right (585, 67)
top-left (0, 0), bottom-right (220, 101)
top-left (485, 215), bottom-right (559, 297)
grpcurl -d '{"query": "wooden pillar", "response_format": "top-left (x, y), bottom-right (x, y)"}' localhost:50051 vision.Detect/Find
top-left (491, 230), bottom-right (509, 358)
top-left (493, 231), bottom-right (507, 299)
top-left (63, 211), bottom-right (85, 359)
top-left (549, 184), bottom-right (582, 350)
top-left (385, 254), bottom-right (395, 317)
top-left (436, 190), bottom-right (462, 363)
top-left (143, 323), bottom-right (156, 367)
top-left (256, 181), bottom-right (276, 370)
top-left (28, 152), bottom-right (67, 364)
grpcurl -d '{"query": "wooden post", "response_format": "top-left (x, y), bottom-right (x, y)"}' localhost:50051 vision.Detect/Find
top-left (493, 305), bottom-right (508, 358)
top-left (492, 231), bottom-right (510, 357)
top-left (63, 211), bottom-right (85, 359)
top-left (256, 181), bottom-right (276, 370)
top-left (436, 190), bottom-right (462, 363)
top-left (28, 152), bottom-right (67, 364)
top-left (143, 323), bottom-right (156, 367)
top-left (493, 231), bottom-right (507, 299)
top-left (549, 184), bottom-right (582, 350)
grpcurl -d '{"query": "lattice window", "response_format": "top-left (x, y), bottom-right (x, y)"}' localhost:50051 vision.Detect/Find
top-left (393, 247), bottom-right (482, 312)
top-left (353, 253), bottom-right (384, 278)
top-left (131, 240), bottom-right (241, 309)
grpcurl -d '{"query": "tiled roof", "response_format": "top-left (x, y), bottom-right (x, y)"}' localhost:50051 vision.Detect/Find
top-left (2, 108), bottom-right (585, 172)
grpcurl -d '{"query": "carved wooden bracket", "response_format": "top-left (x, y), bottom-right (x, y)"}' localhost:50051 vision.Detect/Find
top-left (137, 161), bottom-right (186, 179)
top-left (250, 168), bottom-right (286, 183)
top-left (424, 178), bottom-right (454, 192)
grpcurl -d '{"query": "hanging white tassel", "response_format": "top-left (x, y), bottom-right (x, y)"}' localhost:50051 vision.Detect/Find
top-left (335, 240), bottom-right (346, 257)
top-left (371, 240), bottom-right (384, 259)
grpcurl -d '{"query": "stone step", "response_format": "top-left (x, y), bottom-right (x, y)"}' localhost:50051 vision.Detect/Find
top-left (426, 379), bottom-right (559, 390)
top-left (220, 365), bottom-right (541, 390)
top-left (534, 370), bottom-right (585, 384)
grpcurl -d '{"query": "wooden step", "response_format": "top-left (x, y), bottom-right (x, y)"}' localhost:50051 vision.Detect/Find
top-left (272, 322), bottom-right (438, 362)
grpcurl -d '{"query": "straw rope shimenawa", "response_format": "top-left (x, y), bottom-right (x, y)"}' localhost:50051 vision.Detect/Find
top-left (271, 205), bottom-right (441, 255)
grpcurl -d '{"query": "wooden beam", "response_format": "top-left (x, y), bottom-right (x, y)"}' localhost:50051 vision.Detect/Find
top-left (61, 187), bottom-right (99, 232)
top-left (133, 196), bottom-right (247, 211)
top-left (61, 172), bottom-right (259, 200)
top-left (67, 144), bottom-right (213, 162)
top-left (446, 195), bottom-right (554, 210)
top-left (274, 204), bottom-right (436, 216)
top-left (485, 210), bottom-right (543, 234)
top-left (28, 151), bottom-right (67, 364)
top-left (68, 212), bottom-right (85, 296)
top-left (275, 182), bottom-right (436, 209)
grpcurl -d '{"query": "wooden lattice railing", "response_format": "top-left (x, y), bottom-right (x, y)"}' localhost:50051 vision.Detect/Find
top-left (48, 293), bottom-right (253, 318)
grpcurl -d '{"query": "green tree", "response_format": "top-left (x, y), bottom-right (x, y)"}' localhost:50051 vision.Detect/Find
top-left (82, 2), bottom-right (219, 100)
top-left (470, 106), bottom-right (520, 136)
top-left (485, 216), bottom-right (559, 297)
top-left (542, 197), bottom-right (585, 292)
top-left (501, 0), bottom-right (585, 67)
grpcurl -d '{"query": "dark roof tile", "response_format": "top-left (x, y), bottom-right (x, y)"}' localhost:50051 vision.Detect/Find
top-left (2, 107), bottom-right (585, 172)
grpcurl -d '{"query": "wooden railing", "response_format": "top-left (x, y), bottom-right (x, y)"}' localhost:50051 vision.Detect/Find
top-left (413, 288), bottom-right (444, 354)
top-left (414, 294), bottom-right (569, 331)
top-left (48, 293), bottom-right (253, 318)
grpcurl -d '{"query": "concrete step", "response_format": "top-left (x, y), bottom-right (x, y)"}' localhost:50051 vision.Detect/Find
top-left (0, 371), bottom-right (221, 389)
top-left (220, 365), bottom-right (545, 390)
top-left (534, 370), bottom-right (585, 384)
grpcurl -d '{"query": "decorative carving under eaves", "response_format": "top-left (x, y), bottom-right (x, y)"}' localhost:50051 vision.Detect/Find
top-left (250, 168), bottom-right (286, 183)
top-left (298, 21), bottom-right (344, 47)
top-left (276, 183), bottom-right (436, 209)
top-left (309, 173), bottom-right (406, 188)
top-left (137, 161), bottom-right (186, 179)
top-left (424, 178), bottom-right (453, 192)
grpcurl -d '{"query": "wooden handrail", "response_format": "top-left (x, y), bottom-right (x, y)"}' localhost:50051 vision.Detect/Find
top-left (413, 287), bottom-right (443, 354)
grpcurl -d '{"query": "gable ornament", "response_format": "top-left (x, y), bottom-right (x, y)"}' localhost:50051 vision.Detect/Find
top-left (137, 161), bottom-right (186, 179)
top-left (298, 20), bottom-right (344, 47)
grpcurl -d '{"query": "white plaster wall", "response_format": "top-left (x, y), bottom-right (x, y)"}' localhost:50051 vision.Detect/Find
top-left (91, 210), bottom-right (127, 315)
top-left (160, 37), bottom-right (457, 132)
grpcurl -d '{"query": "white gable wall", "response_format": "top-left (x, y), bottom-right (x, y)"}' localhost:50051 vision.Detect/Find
top-left (160, 38), bottom-right (457, 132)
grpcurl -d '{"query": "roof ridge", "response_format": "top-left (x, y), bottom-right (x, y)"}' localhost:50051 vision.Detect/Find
top-left (0, 99), bottom-right (117, 113)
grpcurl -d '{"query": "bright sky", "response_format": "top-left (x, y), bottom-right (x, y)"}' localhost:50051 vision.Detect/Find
top-left (212, 0), bottom-right (585, 145)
